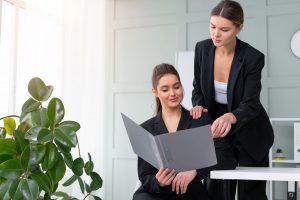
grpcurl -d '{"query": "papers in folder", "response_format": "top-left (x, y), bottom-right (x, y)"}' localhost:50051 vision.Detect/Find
top-left (121, 113), bottom-right (217, 172)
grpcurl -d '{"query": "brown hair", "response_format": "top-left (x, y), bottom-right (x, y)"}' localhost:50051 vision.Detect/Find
top-left (211, 0), bottom-right (244, 27)
top-left (152, 63), bottom-right (181, 114)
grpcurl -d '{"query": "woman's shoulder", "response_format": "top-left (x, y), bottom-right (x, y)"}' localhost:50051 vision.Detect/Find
top-left (140, 116), bottom-right (157, 131)
top-left (181, 107), bottom-right (212, 127)
top-left (191, 112), bottom-right (212, 127)
top-left (238, 38), bottom-right (264, 58)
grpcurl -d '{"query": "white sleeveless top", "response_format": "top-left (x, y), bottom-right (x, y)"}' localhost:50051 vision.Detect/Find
top-left (214, 80), bottom-right (228, 104)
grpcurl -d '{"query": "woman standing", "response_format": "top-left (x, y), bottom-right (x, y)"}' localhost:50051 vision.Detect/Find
top-left (191, 1), bottom-right (274, 200)
top-left (133, 63), bottom-right (211, 200)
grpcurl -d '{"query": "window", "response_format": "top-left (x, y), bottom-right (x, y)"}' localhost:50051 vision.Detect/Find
top-left (0, 0), bottom-right (64, 117)
top-left (0, 1), bottom-right (15, 117)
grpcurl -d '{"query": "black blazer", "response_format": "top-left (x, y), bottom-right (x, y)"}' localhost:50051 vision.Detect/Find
top-left (192, 38), bottom-right (274, 162)
top-left (136, 107), bottom-right (212, 194)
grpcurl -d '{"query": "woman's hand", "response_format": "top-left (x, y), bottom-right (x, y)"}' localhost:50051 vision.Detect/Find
top-left (171, 170), bottom-right (197, 194)
top-left (211, 112), bottom-right (237, 138)
top-left (155, 167), bottom-right (177, 187)
top-left (190, 105), bottom-right (208, 119)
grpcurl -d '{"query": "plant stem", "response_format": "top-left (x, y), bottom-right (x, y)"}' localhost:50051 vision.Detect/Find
top-left (0, 115), bottom-right (20, 120)
top-left (83, 193), bottom-right (91, 200)
top-left (76, 135), bottom-right (81, 157)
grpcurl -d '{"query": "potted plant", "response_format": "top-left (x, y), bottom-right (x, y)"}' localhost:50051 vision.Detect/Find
top-left (0, 77), bottom-right (102, 200)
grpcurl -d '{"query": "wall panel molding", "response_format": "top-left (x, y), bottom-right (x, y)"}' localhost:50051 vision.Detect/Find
top-left (114, 0), bottom-right (181, 20)
top-left (267, 0), bottom-right (300, 6)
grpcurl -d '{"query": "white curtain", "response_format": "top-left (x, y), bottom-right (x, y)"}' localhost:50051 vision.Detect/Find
top-left (61, 0), bottom-right (106, 197)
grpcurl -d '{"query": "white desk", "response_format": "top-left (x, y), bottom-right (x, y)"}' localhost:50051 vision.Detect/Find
top-left (211, 167), bottom-right (300, 181)
top-left (210, 167), bottom-right (300, 200)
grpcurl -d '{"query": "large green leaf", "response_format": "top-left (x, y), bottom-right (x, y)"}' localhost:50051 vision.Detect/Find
top-left (72, 157), bottom-right (84, 176)
top-left (31, 170), bottom-right (52, 195)
top-left (0, 155), bottom-right (12, 164)
top-left (9, 179), bottom-right (22, 200)
top-left (21, 109), bottom-right (50, 128)
top-left (25, 126), bottom-right (45, 140)
top-left (21, 144), bottom-right (46, 171)
top-left (90, 172), bottom-right (103, 191)
top-left (19, 179), bottom-right (39, 200)
top-left (0, 159), bottom-right (22, 180)
top-left (54, 139), bottom-right (71, 154)
top-left (47, 98), bottom-right (65, 125)
top-left (31, 108), bottom-right (50, 128)
top-left (20, 149), bottom-right (30, 171)
top-left (84, 161), bottom-right (94, 175)
top-left (28, 77), bottom-right (53, 102)
top-left (14, 130), bottom-right (29, 155)
top-left (0, 139), bottom-right (17, 157)
top-left (59, 121), bottom-right (80, 132)
top-left (0, 180), bottom-right (13, 200)
top-left (39, 85), bottom-right (54, 102)
top-left (28, 77), bottom-right (46, 101)
top-left (63, 152), bottom-right (73, 169)
top-left (54, 126), bottom-right (77, 148)
top-left (52, 182), bottom-right (58, 193)
top-left (53, 191), bottom-right (71, 200)
top-left (3, 117), bottom-right (16, 135)
top-left (77, 176), bottom-right (85, 194)
top-left (62, 174), bottom-right (77, 187)
top-left (42, 143), bottom-right (58, 171)
top-left (37, 128), bottom-right (53, 143)
top-left (92, 196), bottom-right (102, 200)
top-left (20, 112), bottom-right (33, 127)
top-left (22, 98), bottom-right (41, 113)
top-left (85, 182), bottom-right (91, 193)
top-left (17, 122), bottom-right (31, 134)
top-left (47, 154), bottom-right (66, 184)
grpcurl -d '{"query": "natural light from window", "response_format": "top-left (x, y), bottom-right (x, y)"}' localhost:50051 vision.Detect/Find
top-left (0, 1), bottom-right (14, 117)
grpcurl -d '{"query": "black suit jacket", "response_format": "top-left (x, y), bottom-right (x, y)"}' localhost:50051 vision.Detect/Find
top-left (136, 107), bottom-right (212, 194)
top-left (192, 38), bottom-right (274, 162)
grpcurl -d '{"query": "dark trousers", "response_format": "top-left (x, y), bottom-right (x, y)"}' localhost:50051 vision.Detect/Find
top-left (205, 139), bottom-right (269, 200)
top-left (132, 178), bottom-right (209, 200)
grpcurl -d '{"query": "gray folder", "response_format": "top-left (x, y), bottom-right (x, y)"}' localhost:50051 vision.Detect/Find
top-left (121, 113), bottom-right (217, 172)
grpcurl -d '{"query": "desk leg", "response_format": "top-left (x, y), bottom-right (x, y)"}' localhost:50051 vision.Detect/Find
top-left (223, 180), bottom-right (231, 200)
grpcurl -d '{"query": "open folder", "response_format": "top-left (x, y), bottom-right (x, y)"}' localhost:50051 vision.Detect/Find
top-left (121, 113), bottom-right (217, 172)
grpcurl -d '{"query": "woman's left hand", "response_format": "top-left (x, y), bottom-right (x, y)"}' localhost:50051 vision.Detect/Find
top-left (211, 113), bottom-right (237, 138)
top-left (171, 170), bottom-right (197, 194)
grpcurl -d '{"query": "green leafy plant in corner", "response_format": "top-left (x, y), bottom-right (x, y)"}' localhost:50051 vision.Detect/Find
top-left (0, 77), bottom-right (102, 200)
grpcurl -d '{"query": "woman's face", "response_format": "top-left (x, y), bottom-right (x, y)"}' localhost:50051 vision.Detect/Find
top-left (210, 15), bottom-right (243, 47)
top-left (153, 74), bottom-right (183, 110)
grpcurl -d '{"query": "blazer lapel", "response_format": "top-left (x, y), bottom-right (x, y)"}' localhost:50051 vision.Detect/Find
top-left (153, 112), bottom-right (168, 135)
top-left (154, 107), bottom-right (192, 133)
top-left (177, 107), bottom-right (192, 131)
top-left (204, 41), bottom-right (216, 111)
top-left (227, 38), bottom-right (245, 110)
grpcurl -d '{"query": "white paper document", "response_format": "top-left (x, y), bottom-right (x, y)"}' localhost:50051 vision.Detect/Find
top-left (121, 113), bottom-right (217, 172)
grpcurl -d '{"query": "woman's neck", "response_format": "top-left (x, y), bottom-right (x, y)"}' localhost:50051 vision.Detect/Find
top-left (216, 38), bottom-right (236, 56)
top-left (162, 106), bottom-right (182, 119)
top-left (161, 106), bottom-right (182, 133)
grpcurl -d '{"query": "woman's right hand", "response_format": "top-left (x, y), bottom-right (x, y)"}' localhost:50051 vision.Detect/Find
top-left (190, 105), bottom-right (208, 119)
top-left (155, 167), bottom-right (177, 187)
